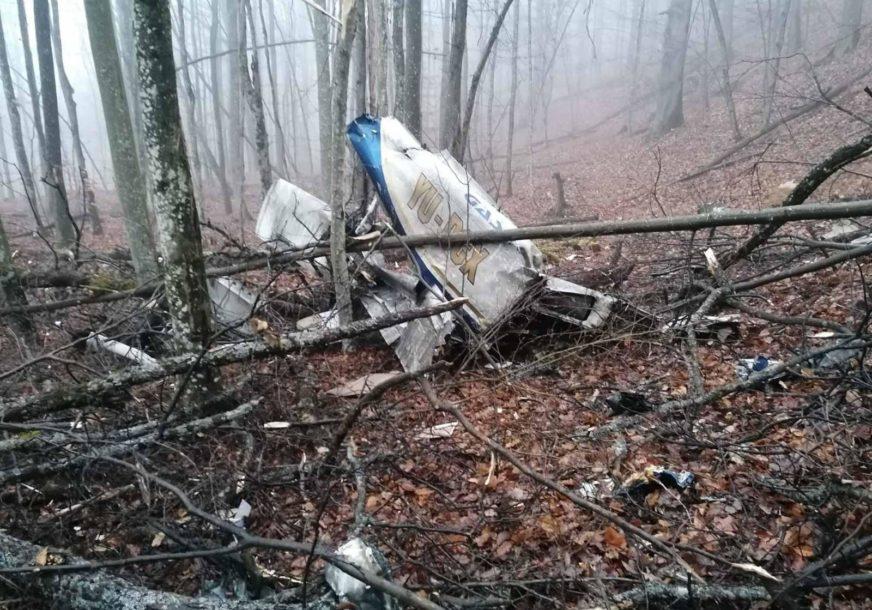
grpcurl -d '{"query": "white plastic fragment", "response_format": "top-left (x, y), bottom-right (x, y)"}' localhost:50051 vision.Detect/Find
top-left (327, 371), bottom-right (404, 397)
top-left (255, 179), bottom-right (331, 250)
top-left (86, 334), bottom-right (161, 371)
top-left (263, 421), bottom-right (292, 430)
top-left (220, 499), bottom-right (252, 529)
top-left (208, 277), bottom-right (258, 333)
top-left (325, 538), bottom-right (385, 603)
top-left (415, 421), bottom-right (459, 440)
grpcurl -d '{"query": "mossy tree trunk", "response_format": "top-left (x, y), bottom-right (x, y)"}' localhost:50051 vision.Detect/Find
top-left (133, 0), bottom-right (221, 395)
top-left (84, 0), bottom-right (158, 284)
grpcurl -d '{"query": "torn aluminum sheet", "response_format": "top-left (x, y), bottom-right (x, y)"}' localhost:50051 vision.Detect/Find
top-left (86, 333), bottom-right (161, 371)
top-left (327, 371), bottom-right (404, 397)
top-left (208, 277), bottom-right (258, 334)
top-left (325, 538), bottom-right (394, 608)
top-left (255, 179), bottom-right (331, 249)
top-left (348, 115), bottom-right (542, 330)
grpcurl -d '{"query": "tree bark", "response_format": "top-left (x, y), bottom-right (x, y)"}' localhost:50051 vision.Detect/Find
top-left (450, 0), bottom-right (515, 161)
top-left (310, 0), bottom-right (333, 197)
top-left (16, 0), bottom-right (45, 165)
top-left (0, 214), bottom-right (34, 343)
top-left (224, 0), bottom-right (245, 214)
top-left (133, 0), bottom-right (219, 387)
top-left (708, 0), bottom-right (741, 141)
top-left (403, 0), bottom-right (422, 138)
top-left (174, 0), bottom-right (204, 205)
top-left (329, 0), bottom-right (358, 327)
top-left (209, 0), bottom-right (233, 214)
top-left (391, 0), bottom-right (405, 121)
top-left (652, 0), bottom-right (692, 135)
top-left (0, 12), bottom-right (43, 229)
top-left (50, 0), bottom-right (100, 235)
top-left (34, 0), bottom-right (76, 250)
top-left (239, 0), bottom-right (272, 200)
top-left (440, 0), bottom-right (467, 149)
top-left (761, 0), bottom-right (792, 128)
top-left (504, 0), bottom-right (520, 196)
top-left (84, 0), bottom-right (158, 284)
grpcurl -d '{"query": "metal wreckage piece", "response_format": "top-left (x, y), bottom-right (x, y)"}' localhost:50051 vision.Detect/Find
top-left (247, 115), bottom-right (638, 372)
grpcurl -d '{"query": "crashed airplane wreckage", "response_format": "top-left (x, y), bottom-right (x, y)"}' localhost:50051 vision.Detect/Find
top-left (250, 115), bottom-right (645, 372)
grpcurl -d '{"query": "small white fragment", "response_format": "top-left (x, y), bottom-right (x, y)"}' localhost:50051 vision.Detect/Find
top-left (415, 421), bottom-right (459, 440)
top-left (263, 421), bottom-right (292, 430)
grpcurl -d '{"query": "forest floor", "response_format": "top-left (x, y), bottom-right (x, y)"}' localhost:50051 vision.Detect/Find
top-left (1, 37), bottom-right (871, 610)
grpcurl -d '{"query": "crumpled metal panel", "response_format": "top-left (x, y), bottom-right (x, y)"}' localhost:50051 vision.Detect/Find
top-left (208, 277), bottom-right (258, 334)
top-left (348, 115), bottom-right (542, 330)
top-left (255, 178), bottom-right (331, 250)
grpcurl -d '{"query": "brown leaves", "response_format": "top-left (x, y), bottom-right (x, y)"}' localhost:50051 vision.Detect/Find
top-left (602, 526), bottom-right (627, 549)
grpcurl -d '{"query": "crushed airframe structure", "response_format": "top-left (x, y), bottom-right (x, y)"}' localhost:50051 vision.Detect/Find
top-left (251, 115), bottom-right (630, 372)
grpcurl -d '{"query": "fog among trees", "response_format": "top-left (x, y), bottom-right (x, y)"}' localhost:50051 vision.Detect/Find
top-left (0, 0), bottom-right (870, 608)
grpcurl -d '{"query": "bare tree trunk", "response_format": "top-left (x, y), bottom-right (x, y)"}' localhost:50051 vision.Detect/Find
top-left (113, 0), bottom-right (148, 192)
top-left (836, 0), bottom-right (864, 55)
top-left (84, 0), bottom-right (158, 284)
top-left (0, 215), bottom-right (34, 344)
top-left (403, 0), bottom-right (422, 138)
top-left (224, 0), bottom-right (245, 216)
top-left (439, 0), bottom-right (452, 130)
top-left (367, 0), bottom-right (389, 114)
top-left (352, 2), bottom-right (367, 206)
top-left (440, 0), bottom-right (467, 149)
top-left (258, 0), bottom-right (290, 177)
top-left (174, 0), bottom-right (204, 206)
top-left (0, 13), bottom-right (43, 230)
top-left (0, 109), bottom-right (13, 200)
top-left (504, 0), bottom-right (520, 196)
top-left (133, 0), bottom-right (220, 393)
top-left (329, 0), bottom-right (359, 327)
top-left (310, 0), bottom-right (332, 197)
top-left (16, 0), bottom-right (45, 163)
top-left (209, 0), bottom-right (232, 214)
top-left (34, 0), bottom-right (76, 251)
top-left (761, 0), bottom-right (792, 128)
top-left (627, 0), bottom-right (645, 132)
top-left (708, 0), bottom-right (741, 141)
top-left (652, 0), bottom-right (692, 135)
top-left (50, 0), bottom-right (101, 235)
top-left (391, 0), bottom-right (405, 120)
top-left (240, 0), bottom-right (272, 200)
top-left (451, 0), bottom-right (515, 161)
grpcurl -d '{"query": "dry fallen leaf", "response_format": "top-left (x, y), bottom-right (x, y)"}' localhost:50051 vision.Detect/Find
top-left (603, 526), bottom-right (627, 549)
top-left (34, 547), bottom-right (48, 566)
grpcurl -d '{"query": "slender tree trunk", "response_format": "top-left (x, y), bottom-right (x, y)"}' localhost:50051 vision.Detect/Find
top-left (0, 13), bottom-right (43, 229)
top-left (224, 0), bottom-right (245, 215)
top-left (627, 0), bottom-right (645, 132)
top-left (16, 0), bottom-right (45, 163)
top-left (787, 0), bottom-right (803, 53)
top-left (0, 110), bottom-right (13, 200)
top-left (0, 215), bottom-right (34, 343)
top-left (391, 0), bottom-right (405, 121)
top-left (367, 0), bottom-right (389, 115)
top-left (50, 0), bottom-right (101, 235)
top-left (652, 0), bottom-right (693, 135)
top-left (84, 0), bottom-right (158, 283)
top-left (836, 0), bottom-right (864, 55)
top-left (504, 0), bottom-right (520, 196)
top-left (174, 0), bottom-right (204, 206)
top-left (34, 0), bottom-right (75, 251)
top-left (708, 0), bottom-right (741, 141)
top-left (208, 0), bottom-right (232, 214)
top-left (451, 0), bottom-right (515, 161)
top-left (133, 0), bottom-right (219, 391)
top-left (259, 0), bottom-right (290, 177)
top-left (440, 0), bottom-right (467, 149)
top-left (439, 0), bottom-right (452, 131)
top-left (403, 0), bottom-right (422, 137)
top-left (761, 0), bottom-right (792, 128)
top-left (329, 0), bottom-right (358, 327)
top-left (239, 0), bottom-right (272, 200)
top-left (352, 2), bottom-right (367, 206)
top-left (310, 0), bottom-right (333, 196)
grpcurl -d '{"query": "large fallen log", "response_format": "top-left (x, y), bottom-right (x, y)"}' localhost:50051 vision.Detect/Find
top-left (0, 529), bottom-right (323, 610)
top-left (0, 299), bottom-right (467, 422)
top-left (6, 199), bottom-right (872, 317)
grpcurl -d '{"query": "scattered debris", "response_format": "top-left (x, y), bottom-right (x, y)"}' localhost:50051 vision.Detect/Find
top-left (327, 371), bottom-right (404, 397)
top-left (814, 338), bottom-right (866, 371)
top-left (603, 391), bottom-right (654, 415)
top-left (662, 313), bottom-right (741, 342)
top-left (616, 466), bottom-right (695, 501)
top-left (415, 421), bottom-right (459, 440)
top-left (325, 538), bottom-right (394, 609)
top-left (207, 277), bottom-right (258, 333)
top-left (735, 356), bottom-right (785, 381)
top-left (219, 499), bottom-right (252, 529)
top-left (85, 333), bottom-right (161, 371)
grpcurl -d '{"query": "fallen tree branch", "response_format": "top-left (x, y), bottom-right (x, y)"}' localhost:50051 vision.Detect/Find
top-left (6, 199), bottom-right (872, 317)
top-left (722, 131), bottom-right (872, 268)
top-left (0, 299), bottom-right (467, 422)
